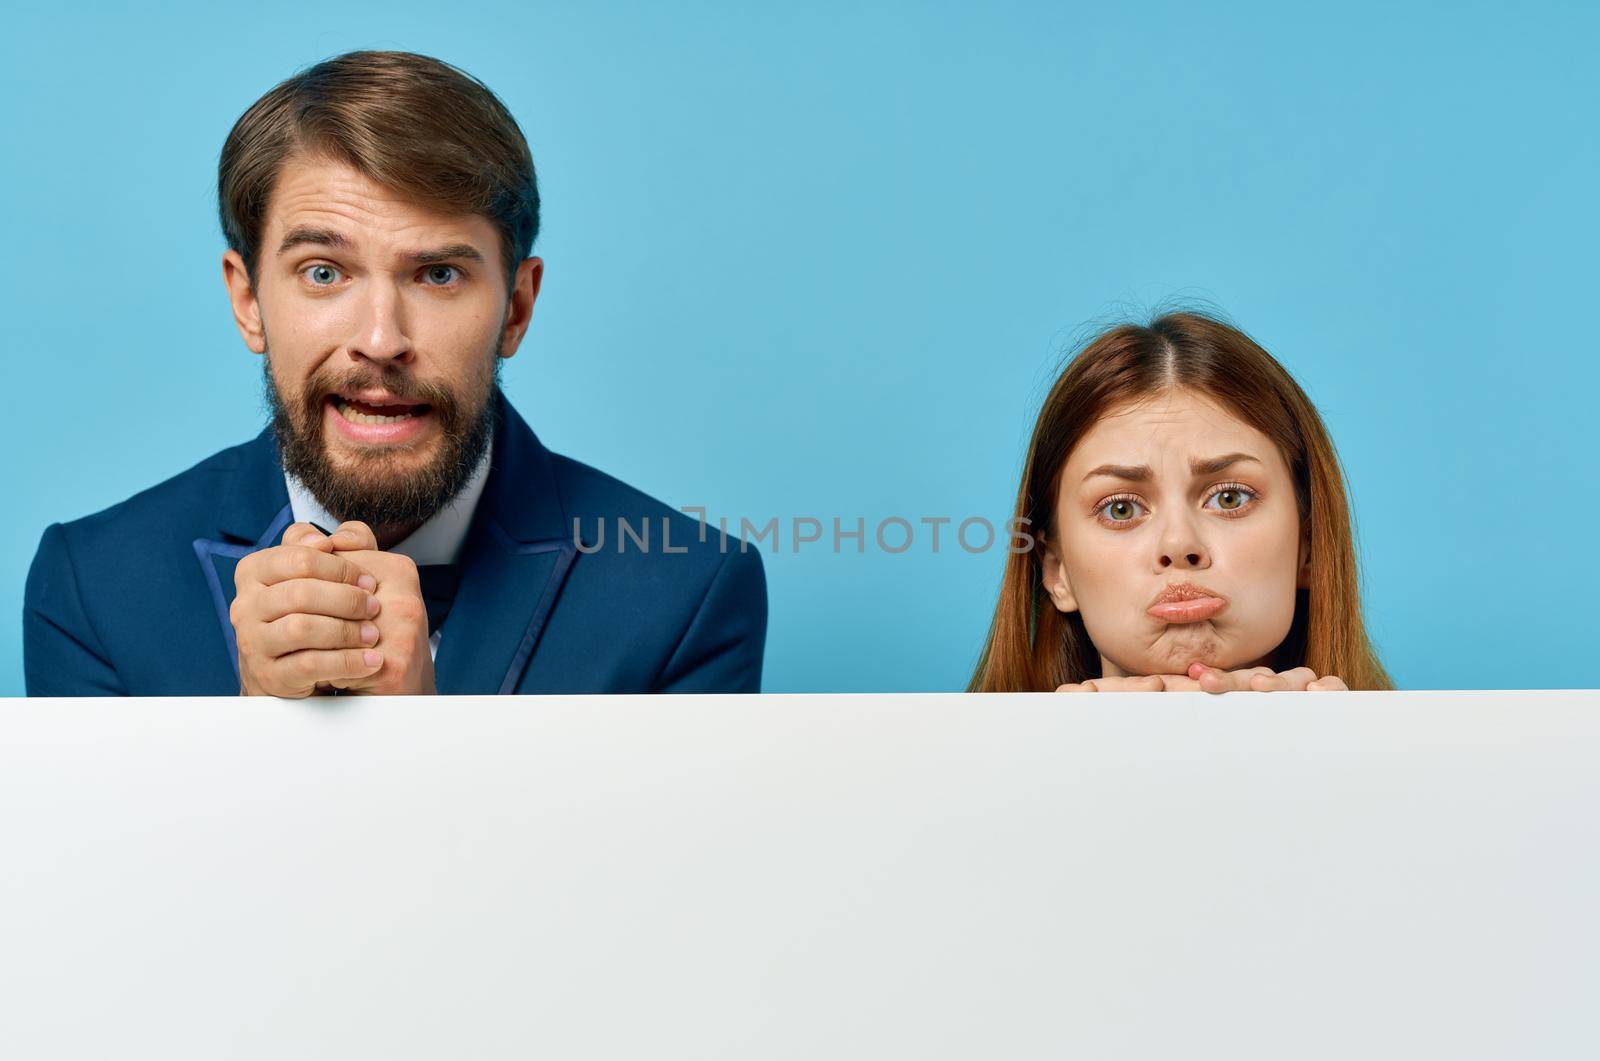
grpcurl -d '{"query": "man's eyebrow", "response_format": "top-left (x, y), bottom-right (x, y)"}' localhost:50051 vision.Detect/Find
top-left (276, 226), bottom-right (352, 255)
top-left (274, 228), bottom-right (486, 266)
top-left (402, 243), bottom-right (487, 265)
top-left (1082, 452), bottom-right (1264, 484)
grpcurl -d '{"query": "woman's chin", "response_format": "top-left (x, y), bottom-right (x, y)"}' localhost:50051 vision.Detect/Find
top-left (1148, 628), bottom-right (1224, 671)
top-left (1123, 632), bottom-right (1252, 675)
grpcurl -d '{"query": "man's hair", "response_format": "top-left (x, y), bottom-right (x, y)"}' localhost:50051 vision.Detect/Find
top-left (217, 50), bottom-right (539, 296)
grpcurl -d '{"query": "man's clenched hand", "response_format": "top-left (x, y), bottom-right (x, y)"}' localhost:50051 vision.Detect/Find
top-left (292, 522), bottom-right (437, 696)
top-left (231, 522), bottom-right (385, 698)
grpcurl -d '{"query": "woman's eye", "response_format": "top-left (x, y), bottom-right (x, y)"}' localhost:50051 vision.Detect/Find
top-left (303, 264), bottom-right (341, 286)
top-left (1098, 498), bottom-right (1144, 523)
top-left (423, 264), bottom-right (459, 286)
top-left (1207, 486), bottom-right (1257, 512)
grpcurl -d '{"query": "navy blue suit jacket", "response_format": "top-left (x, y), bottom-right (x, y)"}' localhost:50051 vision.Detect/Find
top-left (23, 391), bottom-right (767, 696)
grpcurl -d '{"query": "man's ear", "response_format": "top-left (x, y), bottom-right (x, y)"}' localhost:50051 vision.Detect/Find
top-left (498, 256), bottom-right (543, 360)
top-left (1038, 534), bottom-right (1080, 613)
top-left (221, 249), bottom-right (266, 354)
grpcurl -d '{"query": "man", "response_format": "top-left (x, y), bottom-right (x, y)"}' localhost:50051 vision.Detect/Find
top-left (22, 50), bottom-right (767, 697)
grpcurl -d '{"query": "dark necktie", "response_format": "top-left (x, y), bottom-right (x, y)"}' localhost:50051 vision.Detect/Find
top-left (416, 563), bottom-right (464, 637)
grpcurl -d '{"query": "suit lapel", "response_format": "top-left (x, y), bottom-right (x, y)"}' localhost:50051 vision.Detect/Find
top-left (192, 392), bottom-right (577, 695)
top-left (434, 392), bottom-right (577, 694)
top-left (192, 426), bottom-right (295, 687)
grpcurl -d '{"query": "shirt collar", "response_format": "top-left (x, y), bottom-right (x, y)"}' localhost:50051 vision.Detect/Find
top-left (283, 437), bottom-right (493, 566)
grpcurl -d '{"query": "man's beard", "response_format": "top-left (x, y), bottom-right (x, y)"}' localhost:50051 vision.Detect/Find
top-left (261, 350), bottom-right (501, 531)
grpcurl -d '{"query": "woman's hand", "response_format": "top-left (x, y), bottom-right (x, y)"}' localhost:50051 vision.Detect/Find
top-left (1054, 665), bottom-right (1349, 693)
top-left (1182, 663), bottom-right (1349, 693)
top-left (1054, 675), bottom-right (1169, 692)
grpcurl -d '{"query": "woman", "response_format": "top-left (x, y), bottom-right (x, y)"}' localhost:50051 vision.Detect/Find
top-left (969, 309), bottom-right (1392, 693)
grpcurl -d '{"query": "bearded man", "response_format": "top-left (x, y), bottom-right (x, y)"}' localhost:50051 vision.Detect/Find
top-left (23, 51), bottom-right (768, 697)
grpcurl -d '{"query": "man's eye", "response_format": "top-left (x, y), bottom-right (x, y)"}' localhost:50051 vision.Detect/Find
top-left (303, 264), bottom-right (341, 286)
top-left (423, 265), bottom-right (460, 286)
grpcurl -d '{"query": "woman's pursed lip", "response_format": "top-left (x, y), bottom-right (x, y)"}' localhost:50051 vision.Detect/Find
top-left (1147, 596), bottom-right (1228, 623)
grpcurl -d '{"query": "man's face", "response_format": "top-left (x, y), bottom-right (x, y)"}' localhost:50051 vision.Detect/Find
top-left (222, 153), bottom-right (540, 535)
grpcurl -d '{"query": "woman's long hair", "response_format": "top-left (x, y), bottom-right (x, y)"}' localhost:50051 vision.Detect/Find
top-left (969, 310), bottom-right (1393, 692)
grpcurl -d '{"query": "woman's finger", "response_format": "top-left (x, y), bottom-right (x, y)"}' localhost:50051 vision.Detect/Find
top-left (1308, 675), bottom-right (1350, 691)
top-left (1196, 665), bottom-right (1249, 695)
top-left (1103, 675), bottom-right (1165, 692)
top-left (1189, 663), bottom-right (1263, 694)
top-left (1155, 674), bottom-right (1204, 691)
top-left (1276, 667), bottom-right (1318, 691)
top-left (1057, 675), bottom-right (1170, 693)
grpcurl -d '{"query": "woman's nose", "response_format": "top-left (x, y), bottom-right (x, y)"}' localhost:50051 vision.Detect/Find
top-left (1156, 516), bottom-right (1209, 569)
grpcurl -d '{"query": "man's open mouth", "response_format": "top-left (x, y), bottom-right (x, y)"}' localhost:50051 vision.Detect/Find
top-left (328, 395), bottom-right (433, 425)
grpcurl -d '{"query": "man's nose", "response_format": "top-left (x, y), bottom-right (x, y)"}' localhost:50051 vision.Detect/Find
top-left (347, 279), bottom-right (413, 363)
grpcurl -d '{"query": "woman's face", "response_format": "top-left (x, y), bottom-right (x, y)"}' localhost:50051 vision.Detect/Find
top-left (1041, 388), bottom-right (1310, 678)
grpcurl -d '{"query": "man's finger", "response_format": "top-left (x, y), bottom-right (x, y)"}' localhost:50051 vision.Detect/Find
top-left (281, 522), bottom-right (328, 549)
top-left (257, 578), bottom-right (381, 624)
top-left (324, 521), bottom-right (378, 551)
top-left (273, 647), bottom-right (385, 697)
top-left (254, 548), bottom-right (379, 594)
top-left (258, 611), bottom-right (381, 659)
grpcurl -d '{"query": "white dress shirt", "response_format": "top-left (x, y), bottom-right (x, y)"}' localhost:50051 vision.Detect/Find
top-left (284, 439), bottom-right (493, 662)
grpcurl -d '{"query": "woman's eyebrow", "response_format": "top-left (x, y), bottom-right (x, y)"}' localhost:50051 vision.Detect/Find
top-left (1082, 452), bottom-right (1264, 484)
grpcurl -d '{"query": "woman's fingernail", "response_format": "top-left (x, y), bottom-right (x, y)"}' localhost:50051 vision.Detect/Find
top-left (358, 574), bottom-right (377, 592)
top-left (363, 650), bottom-right (383, 668)
top-left (360, 623), bottom-right (379, 644)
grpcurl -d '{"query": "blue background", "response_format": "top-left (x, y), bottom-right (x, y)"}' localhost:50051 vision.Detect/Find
top-left (3, 1), bottom-right (1596, 695)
